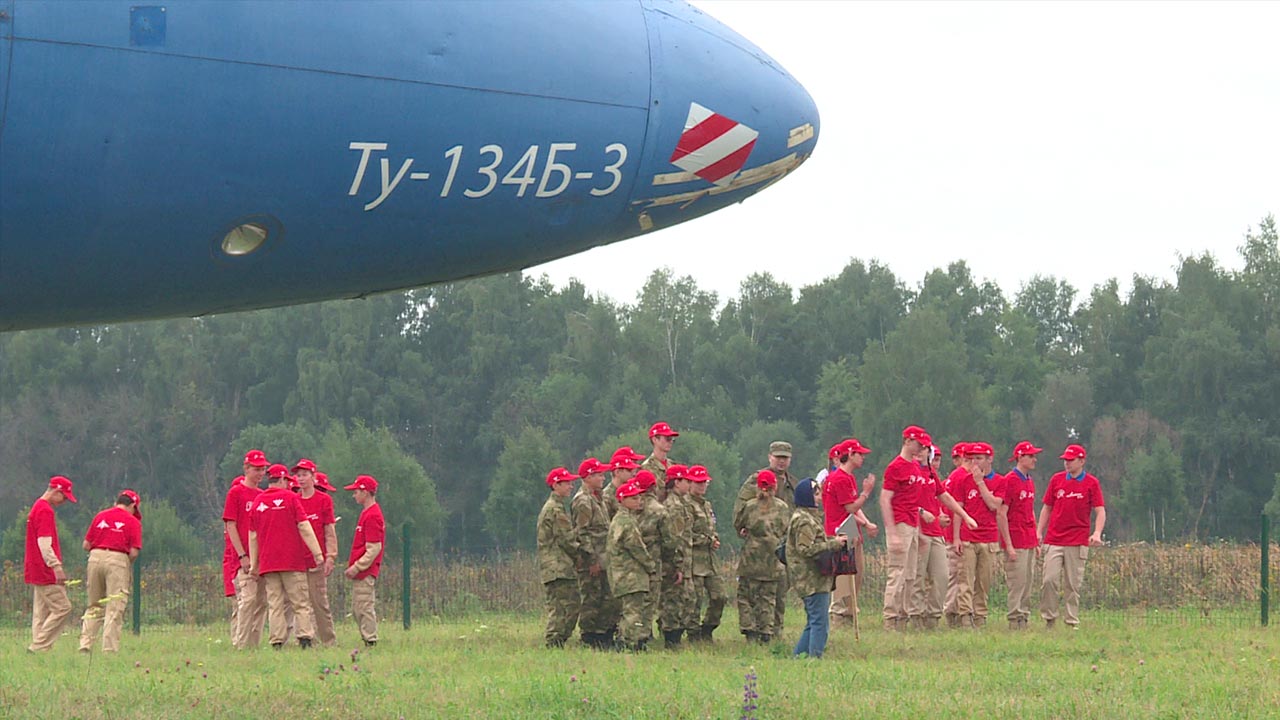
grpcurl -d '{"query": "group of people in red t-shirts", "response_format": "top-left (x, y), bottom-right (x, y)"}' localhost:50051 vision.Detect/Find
top-left (821, 425), bottom-right (1107, 632)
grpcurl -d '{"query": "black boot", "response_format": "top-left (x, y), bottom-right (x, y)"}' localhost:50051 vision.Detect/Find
top-left (700, 625), bottom-right (717, 643)
top-left (271, 642), bottom-right (283, 651)
top-left (546, 638), bottom-right (566, 649)
top-left (663, 630), bottom-right (683, 649)
top-left (298, 638), bottom-right (312, 650)
top-left (743, 631), bottom-right (759, 643)
top-left (758, 633), bottom-right (772, 644)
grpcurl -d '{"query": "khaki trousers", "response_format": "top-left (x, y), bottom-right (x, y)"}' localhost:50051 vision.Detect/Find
top-left (352, 575), bottom-right (378, 643)
top-left (908, 534), bottom-right (947, 620)
top-left (1005, 548), bottom-right (1035, 622)
top-left (881, 523), bottom-right (919, 621)
top-left (232, 568), bottom-right (267, 649)
top-left (264, 571), bottom-right (314, 645)
top-left (1041, 545), bottom-right (1088, 626)
top-left (79, 549), bottom-right (132, 652)
top-left (307, 568), bottom-right (337, 645)
top-left (959, 541), bottom-right (997, 621)
top-left (29, 583), bottom-right (72, 652)
top-left (944, 542), bottom-right (962, 619)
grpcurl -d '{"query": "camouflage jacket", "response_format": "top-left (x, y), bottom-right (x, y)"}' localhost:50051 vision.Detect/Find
top-left (637, 493), bottom-right (682, 577)
top-left (733, 497), bottom-right (788, 581)
top-left (785, 507), bottom-right (843, 598)
top-left (640, 454), bottom-right (674, 502)
top-left (689, 494), bottom-right (720, 577)
top-left (733, 469), bottom-right (799, 521)
top-left (536, 494), bottom-right (580, 584)
top-left (570, 488), bottom-right (610, 567)
top-left (663, 492), bottom-right (694, 576)
top-left (601, 479), bottom-right (622, 519)
top-left (606, 509), bottom-right (655, 596)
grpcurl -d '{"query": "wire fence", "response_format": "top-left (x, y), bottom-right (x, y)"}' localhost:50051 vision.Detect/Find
top-left (2, 540), bottom-right (1276, 631)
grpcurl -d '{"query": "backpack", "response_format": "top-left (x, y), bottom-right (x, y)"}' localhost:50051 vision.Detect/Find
top-left (817, 541), bottom-right (857, 576)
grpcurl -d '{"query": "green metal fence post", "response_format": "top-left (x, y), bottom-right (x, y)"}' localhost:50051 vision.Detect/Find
top-left (1262, 514), bottom-right (1269, 627)
top-left (132, 557), bottom-right (142, 635)
top-left (403, 521), bottom-right (412, 630)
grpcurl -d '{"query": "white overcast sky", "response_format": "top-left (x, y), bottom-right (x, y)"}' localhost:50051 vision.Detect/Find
top-left (536, 0), bottom-right (1280, 307)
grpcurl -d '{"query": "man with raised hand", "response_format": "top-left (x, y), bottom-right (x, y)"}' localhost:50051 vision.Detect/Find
top-left (224, 449), bottom-right (269, 648)
top-left (685, 464), bottom-right (726, 642)
top-left (641, 422), bottom-right (679, 502)
top-left (952, 442), bottom-right (1005, 628)
top-left (294, 458), bottom-right (338, 646)
top-left (78, 489), bottom-right (142, 652)
top-left (249, 464), bottom-right (324, 650)
top-left (999, 442), bottom-right (1042, 630)
top-left (25, 475), bottom-right (76, 652)
top-left (1039, 444), bottom-right (1106, 630)
top-left (822, 439), bottom-right (876, 627)
top-left (572, 458), bottom-right (617, 649)
top-left (345, 474), bottom-right (386, 647)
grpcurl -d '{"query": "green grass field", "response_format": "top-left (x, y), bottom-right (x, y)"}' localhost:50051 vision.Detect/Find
top-left (2, 615), bottom-right (1277, 719)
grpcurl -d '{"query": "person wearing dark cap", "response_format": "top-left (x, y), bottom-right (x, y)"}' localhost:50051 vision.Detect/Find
top-left (734, 470), bottom-right (789, 643)
top-left (787, 478), bottom-right (848, 658)
top-left (294, 459), bottom-right (338, 646)
top-left (78, 489), bottom-right (142, 652)
top-left (537, 467), bottom-right (582, 648)
top-left (1039, 444), bottom-right (1106, 629)
top-left (604, 447), bottom-right (645, 518)
top-left (685, 465), bottom-right (726, 642)
top-left (641, 422), bottom-right (680, 502)
top-left (224, 449), bottom-right (269, 648)
top-left (25, 476), bottom-right (77, 652)
top-left (734, 441), bottom-right (801, 634)
top-left (659, 464), bottom-right (695, 648)
top-left (999, 442), bottom-right (1042, 629)
top-left (607, 480), bottom-right (657, 651)
top-left (572, 458), bottom-right (617, 649)
top-left (344, 474), bottom-right (385, 646)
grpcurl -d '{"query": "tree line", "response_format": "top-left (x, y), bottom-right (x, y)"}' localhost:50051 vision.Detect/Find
top-left (2, 216), bottom-right (1277, 560)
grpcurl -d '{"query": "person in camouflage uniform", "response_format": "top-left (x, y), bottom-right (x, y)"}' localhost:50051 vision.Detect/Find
top-left (733, 470), bottom-right (789, 643)
top-left (537, 467), bottom-right (581, 648)
top-left (603, 446), bottom-right (645, 519)
top-left (686, 464), bottom-right (726, 642)
top-left (659, 464), bottom-right (695, 648)
top-left (787, 478), bottom-right (849, 659)
top-left (733, 441), bottom-right (800, 634)
top-left (633, 469), bottom-right (674, 645)
top-left (642, 422), bottom-right (679, 502)
top-left (607, 480), bottom-right (655, 651)
top-left (572, 458), bottom-right (618, 649)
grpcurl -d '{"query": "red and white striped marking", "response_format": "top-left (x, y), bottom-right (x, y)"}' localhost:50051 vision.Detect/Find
top-left (668, 103), bottom-right (758, 187)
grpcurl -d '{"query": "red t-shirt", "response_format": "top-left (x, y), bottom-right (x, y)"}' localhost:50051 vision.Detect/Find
top-left (998, 470), bottom-right (1038, 549)
top-left (918, 464), bottom-right (945, 538)
top-left (953, 469), bottom-right (1002, 543)
top-left (1042, 471), bottom-right (1105, 546)
top-left (222, 479), bottom-right (261, 561)
top-left (24, 499), bottom-right (62, 585)
top-left (882, 456), bottom-right (923, 527)
top-left (249, 487), bottom-right (313, 574)
top-left (298, 490), bottom-right (336, 557)
top-left (821, 468), bottom-right (859, 536)
top-left (349, 503), bottom-right (386, 580)
top-left (84, 507), bottom-right (143, 554)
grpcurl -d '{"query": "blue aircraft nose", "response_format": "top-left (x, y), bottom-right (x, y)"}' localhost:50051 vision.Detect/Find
top-left (629, 1), bottom-right (820, 230)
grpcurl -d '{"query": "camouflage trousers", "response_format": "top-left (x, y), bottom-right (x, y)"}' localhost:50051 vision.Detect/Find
top-left (641, 573), bottom-right (660, 641)
top-left (543, 579), bottom-right (580, 646)
top-left (737, 578), bottom-right (780, 636)
top-left (617, 591), bottom-right (649, 647)
top-left (660, 571), bottom-right (697, 633)
top-left (577, 568), bottom-right (619, 635)
top-left (691, 573), bottom-right (726, 630)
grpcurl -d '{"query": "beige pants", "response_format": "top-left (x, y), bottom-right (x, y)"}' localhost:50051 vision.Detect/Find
top-left (79, 549), bottom-right (132, 652)
top-left (959, 541), bottom-right (997, 620)
top-left (944, 542), bottom-right (961, 618)
top-left (1005, 548), bottom-right (1035, 622)
top-left (29, 583), bottom-right (72, 652)
top-left (1041, 545), bottom-right (1088, 625)
top-left (232, 568), bottom-right (268, 649)
top-left (829, 543), bottom-right (863, 621)
top-left (264, 571), bottom-right (314, 645)
top-left (908, 534), bottom-right (947, 620)
top-left (308, 568), bottom-right (336, 645)
top-left (881, 523), bottom-right (919, 621)
top-left (353, 575), bottom-right (378, 643)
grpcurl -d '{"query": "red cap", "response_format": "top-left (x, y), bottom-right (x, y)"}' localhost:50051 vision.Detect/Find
top-left (686, 465), bottom-right (711, 483)
top-left (244, 449), bottom-right (269, 467)
top-left (634, 470), bottom-right (657, 491)
top-left (828, 440), bottom-right (852, 460)
top-left (966, 442), bottom-right (994, 457)
top-left (577, 458), bottom-right (612, 477)
top-left (344, 475), bottom-right (379, 493)
top-left (121, 488), bottom-right (141, 518)
top-left (612, 446), bottom-right (646, 463)
top-left (544, 467), bottom-right (580, 487)
top-left (616, 481), bottom-right (644, 500)
top-left (49, 475), bottom-right (77, 503)
top-left (648, 422), bottom-right (679, 439)
top-left (665, 464), bottom-right (689, 482)
top-left (292, 458), bottom-right (317, 473)
top-left (1009, 441), bottom-right (1044, 462)
top-left (919, 432), bottom-right (933, 447)
top-left (951, 443), bottom-right (966, 458)
top-left (315, 472), bottom-right (336, 492)
top-left (902, 425), bottom-right (929, 443)
top-left (756, 469), bottom-right (778, 488)
top-left (288, 477), bottom-right (300, 491)
top-left (848, 438), bottom-right (871, 454)
top-left (266, 463), bottom-right (290, 479)
top-left (1059, 444), bottom-right (1087, 461)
